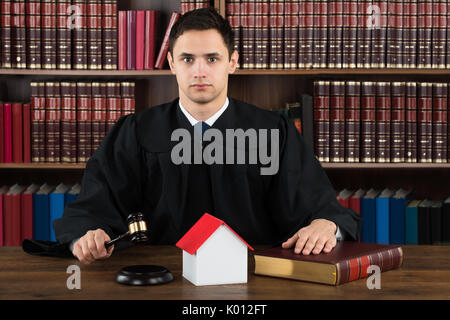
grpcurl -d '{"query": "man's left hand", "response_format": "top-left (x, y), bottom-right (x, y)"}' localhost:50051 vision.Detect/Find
top-left (281, 219), bottom-right (337, 255)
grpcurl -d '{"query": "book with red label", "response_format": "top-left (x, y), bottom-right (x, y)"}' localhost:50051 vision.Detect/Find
top-left (254, 241), bottom-right (403, 286)
top-left (155, 12), bottom-right (180, 69)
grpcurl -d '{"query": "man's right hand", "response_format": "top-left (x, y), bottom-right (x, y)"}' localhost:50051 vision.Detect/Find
top-left (72, 229), bottom-right (114, 265)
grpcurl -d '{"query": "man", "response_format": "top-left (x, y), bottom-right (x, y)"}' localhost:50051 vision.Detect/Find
top-left (54, 8), bottom-right (360, 265)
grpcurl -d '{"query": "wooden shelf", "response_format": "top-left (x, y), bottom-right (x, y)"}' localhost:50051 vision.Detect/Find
top-left (0, 162), bottom-right (449, 170)
top-left (2, 68), bottom-right (450, 76)
top-left (0, 163), bottom-right (86, 169)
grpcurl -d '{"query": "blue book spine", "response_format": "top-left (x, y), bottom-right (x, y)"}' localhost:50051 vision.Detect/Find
top-left (361, 198), bottom-right (376, 243)
top-left (390, 198), bottom-right (405, 244)
top-left (33, 194), bottom-right (50, 241)
top-left (376, 197), bottom-right (390, 244)
top-left (50, 193), bottom-right (66, 242)
top-left (405, 205), bottom-right (419, 245)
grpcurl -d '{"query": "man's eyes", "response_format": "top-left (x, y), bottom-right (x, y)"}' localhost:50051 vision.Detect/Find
top-left (182, 57), bottom-right (217, 63)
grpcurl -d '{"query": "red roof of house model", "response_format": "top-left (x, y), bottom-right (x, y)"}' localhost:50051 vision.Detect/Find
top-left (176, 213), bottom-right (254, 255)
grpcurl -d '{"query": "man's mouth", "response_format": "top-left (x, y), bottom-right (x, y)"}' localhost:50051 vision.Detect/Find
top-left (192, 84), bottom-right (210, 89)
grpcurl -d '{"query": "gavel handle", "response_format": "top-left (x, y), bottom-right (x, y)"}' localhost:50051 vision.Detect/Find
top-left (105, 231), bottom-right (130, 248)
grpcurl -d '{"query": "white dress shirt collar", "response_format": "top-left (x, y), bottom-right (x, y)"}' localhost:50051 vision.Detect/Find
top-left (178, 97), bottom-right (229, 127)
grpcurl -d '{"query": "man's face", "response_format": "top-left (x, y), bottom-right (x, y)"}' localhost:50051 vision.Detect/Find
top-left (168, 29), bottom-right (238, 105)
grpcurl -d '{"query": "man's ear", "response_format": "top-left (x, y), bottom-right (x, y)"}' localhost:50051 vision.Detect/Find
top-left (229, 50), bottom-right (239, 74)
top-left (167, 51), bottom-right (176, 74)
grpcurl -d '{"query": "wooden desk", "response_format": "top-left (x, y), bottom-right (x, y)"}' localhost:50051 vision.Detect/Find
top-left (0, 245), bottom-right (449, 300)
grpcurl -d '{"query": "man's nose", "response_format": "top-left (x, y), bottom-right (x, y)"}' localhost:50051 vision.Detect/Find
top-left (193, 59), bottom-right (207, 78)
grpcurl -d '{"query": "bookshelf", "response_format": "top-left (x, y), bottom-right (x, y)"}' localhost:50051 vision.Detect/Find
top-left (1, 0), bottom-right (450, 200)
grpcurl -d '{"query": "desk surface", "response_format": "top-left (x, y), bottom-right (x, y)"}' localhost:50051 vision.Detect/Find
top-left (0, 245), bottom-right (449, 300)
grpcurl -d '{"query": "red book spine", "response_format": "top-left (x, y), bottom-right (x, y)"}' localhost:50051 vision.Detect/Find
top-left (0, 104), bottom-right (3, 162)
top-left (102, 0), bottom-right (118, 69)
top-left (4, 188), bottom-right (22, 246)
top-left (361, 82), bottom-right (376, 162)
top-left (375, 82), bottom-right (391, 162)
top-left (0, 188), bottom-right (4, 246)
top-left (329, 81), bottom-right (345, 162)
top-left (77, 82), bottom-right (92, 162)
top-left (135, 10), bottom-right (145, 70)
top-left (336, 247), bottom-right (403, 285)
top-left (106, 82), bottom-right (122, 133)
top-left (313, 80), bottom-right (330, 162)
top-left (417, 82), bottom-right (433, 162)
top-left (390, 82), bottom-right (406, 162)
top-left (118, 11), bottom-right (127, 70)
top-left (3, 103), bottom-right (12, 163)
top-left (405, 82), bottom-right (418, 162)
top-left (126, 10), bottom-right (136, 70)
top-left (12, 103), bottom-right (23, 163)
top-left (23, 103), bottom-right (31, 163)
top-left (432, 83), bottom-right (447, 162)
top-left (155, 12), bottom-right (180, 69)
top-left (345, 81), bottom-right (360, 162)
top-left (144, 10), bottom-right (158, 70)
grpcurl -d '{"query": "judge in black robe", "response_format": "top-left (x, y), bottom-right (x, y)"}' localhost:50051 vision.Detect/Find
top-left (53, 97), bottom-right (361, 250)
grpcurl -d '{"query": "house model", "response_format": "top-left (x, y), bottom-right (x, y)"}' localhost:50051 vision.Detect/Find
top-left (176, 213), bottom-right (254, 286)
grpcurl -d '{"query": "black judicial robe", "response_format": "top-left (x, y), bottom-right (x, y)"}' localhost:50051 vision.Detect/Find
top-left (53, 97), bottom-right (361, 248)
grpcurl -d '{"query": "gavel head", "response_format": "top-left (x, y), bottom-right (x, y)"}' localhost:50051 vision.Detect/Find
top-left (127, 212), bottom-right (149, 245)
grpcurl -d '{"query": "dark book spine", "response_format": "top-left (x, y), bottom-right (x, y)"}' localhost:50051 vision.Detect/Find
top-left (255, 0), bottom-right (269, 69)
top-left (336, 247), bottom-right (403, 285)
top-left (77, 82), bottom-right (92, 162)
top-left (106, 82), bottom-right (121, 133)
top-left (361, 81), bottom-right (376, 162)
top-left (403, 0), bottom-right (417, 68)
top-left (56, 0), bottom-right (71, 69)
top-left (432, 83), bottom-right (447, 163)
top-left (312, 0), bottom-right (327, 68)
top-left (417, 0), bottom-right (432, 68)
top-left (342, 0), bottom-right (358, 68)
top-left (390, 82), bottom-right (406, 162)
top-left (418, 201), bottom-right (431, 244)
top-left (269, 3), bottom-right (283, 69)
top-left (91, 82), bottom-right (106, 152)
top-left (102, 0), bottom-right (118, 69)
top-left (375, 82), bottom-right (391, 162)
top-left (120, 81), bottom-right (135, 116)
top-left (282, 0), bottom-right (295, 69)
top-left (345, 81), bottom-right (360, 162)
top-left (60, 81), bottom-right (76, 163)
top-left (87, 0), bottom-right (102, 69)
top-left (329, 81), bottom-right (345, 162)
top-left (417, 82), bottom-right (433, 163)
top-left (405, 82), bottom-right (418, 162)
top-left (30, 81), bottom-right (46, 162)
top-left (327, 0), bottom-right (343, 68)
top-left (356, 0), bottom-right (372, 68)
top-left (387, 0), bottom-right (403, 68)
top-left (72, 0), bottom-right (88, 69)
top-left (448, 84), bottom-right (450, 163)
top-left (41, 0), bottom-right (57, 69)
top-left (226, 0), bottom-right (241, 69)
top-left (432, 0), bottom-right (447, 69)
top-left (45, 81), bottom-right (61, 162)
top-left (26, 0), bottom-right (41, 69)
top-left (370, 1), bottom-right (387, 68)
top-left (313, 80), bottom-right (330, 162)
top-left (11, 0), bottom-right (26, 68)
top-left (299, 0), bottom-right (312, 68)
top-left (430, 201), bottom-right (443, 244)
top-left (1, 1), bottom-right (12, 68)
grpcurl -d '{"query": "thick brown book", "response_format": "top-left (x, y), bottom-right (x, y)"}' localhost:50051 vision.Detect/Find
top-left (269, 4), bottom-right (283, 69)
top-left (356, 0), bottom-right (372, 68)
top-left (313, 80), bottom-right (330, 162)
top-left (72, 0), bottom-right (88, 69)
top-left (120, 81), bottom-right (135, 116)
top-left (76, 82), bottom-right (92, 162)
top-left (405, 82), bottom-right (418, 162)
top-left (45, 82), bottom-right (61, 162)
top-left (106, 82), bottom-right (121, 133)
top-left (361, 81), bottom-right (376, 162)
top-left (345, 81), bottom-right (360, 162)
top-left (431, 0), bottom-right (446, 69)
top-left (329, 81), bottom-right (345, 162)
top-left (30, 81), bottom-right (46, 162)
top-left (226, 1), bottom-right (240, 69)
top-left (432, 83), bottom-right (447, 163)
top-left (56, 0), bottom-right (71, 69)
top-left (60, 82), bottom-right (77, 163)
top-left (41, 0), bottom-right (57, 69)
top-left (155, 12), bottom-right (180, 69)
top-left (313, 0), bottom-right (327, 69)
top-left (11, 0), bottom-right (26, 69)
top-left (91, 82), bottom-right (107, 153)
top-left (1, 1), bottom-right (12, 68)
top-left (26, 0), bottom-right (41, 69)
top-left (386, 0), bottom-right (403, 68)
top-left (255, 2), bottom-right (269, 69)
top-left (375, 82), bottom-right (391, 162)
top-left (390, 82), bottom-right (406, 162)
top-left (417, 1), bottom-right (432, 69)
top-left (327, 0), bottom-right (342, 68)
top-left (342, 0), bottom-right (358, 69)
top-left (87, 0), bottom-right (102, 70)
top-left (417, 82), bottom-right (432, 163)
top-left (370, 1), bottom-right (388, 68)
top-left (253, 242), bottom-right (403, 286)
top-left (102, 0), bottom-right (118, 70)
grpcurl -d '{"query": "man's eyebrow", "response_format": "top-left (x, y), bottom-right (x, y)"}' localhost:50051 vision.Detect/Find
top-left (178, 52), bottom-right (222, 58)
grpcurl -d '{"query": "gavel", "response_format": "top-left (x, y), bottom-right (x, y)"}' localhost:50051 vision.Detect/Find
top-left (105, 212), bottom-right (149, 248)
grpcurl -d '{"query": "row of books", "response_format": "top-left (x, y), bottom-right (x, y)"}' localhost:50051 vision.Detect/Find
top-left (0, 0), bottom-right (118, 70)
top-left (0, 80), bottom-right (135, 164)
top-left (314, 80), bottom-right (450, 163)
top-left (226, 0), bottom-right (450, 69)
top-left (337, 188), bottom-right (450, 245)
top-left (0, 183), bottom-right (80, 246)
top-left (180, 0), bottom-right (213, 15)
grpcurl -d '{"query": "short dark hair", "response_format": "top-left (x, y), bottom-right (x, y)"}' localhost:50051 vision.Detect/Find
top-left (169, 7), bottom-right (234, 60)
